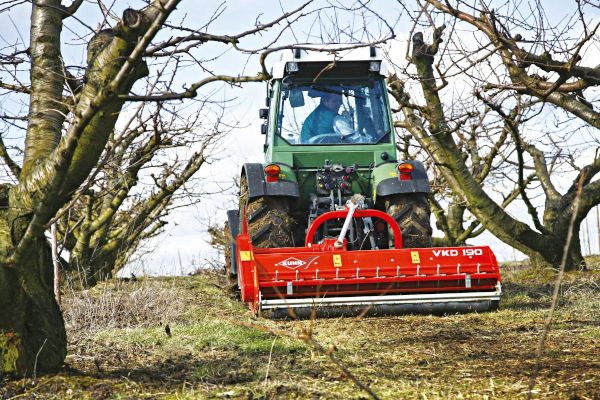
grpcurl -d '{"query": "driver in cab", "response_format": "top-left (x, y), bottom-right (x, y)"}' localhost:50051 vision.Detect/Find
top-left (300, 93), bottom-right (343, 144)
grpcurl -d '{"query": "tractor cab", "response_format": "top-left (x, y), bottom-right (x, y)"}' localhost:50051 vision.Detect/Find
top-left (276, 78), bottom-right (391, 146)
top-left (263, 45), bottom-right (396, 160)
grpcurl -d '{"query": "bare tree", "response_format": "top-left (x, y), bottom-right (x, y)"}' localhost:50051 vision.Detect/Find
top-left (1, 0), bottom-right (397, 376)
top-left (54, 103), bottom-right (217, 287)
top-left (389, 0), bottom-right (600, 269)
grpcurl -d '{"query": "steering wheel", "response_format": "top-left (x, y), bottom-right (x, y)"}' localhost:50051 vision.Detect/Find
top-left (306, 133), bottom-right (342, 144)
top-left (332, 115), bottom-right (370, 143)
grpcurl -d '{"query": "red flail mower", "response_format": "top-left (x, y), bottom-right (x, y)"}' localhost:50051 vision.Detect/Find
top-left (236, 202), bottom-right (502, 319)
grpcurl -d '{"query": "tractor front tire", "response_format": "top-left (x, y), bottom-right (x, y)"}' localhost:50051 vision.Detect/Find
top-left (385, 193), bottom-right (432, 249)
top-left (239, 177), bottom-right (295, 249)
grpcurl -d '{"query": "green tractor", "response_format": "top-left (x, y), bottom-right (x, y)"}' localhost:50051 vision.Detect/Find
top-left (226, 45), bottom-right (432, 291)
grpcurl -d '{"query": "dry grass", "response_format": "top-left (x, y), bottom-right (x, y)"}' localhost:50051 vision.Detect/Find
top-left (63, 277), bottom-right (191, 333)
top-left (1, 261), bottom-right (599, 399)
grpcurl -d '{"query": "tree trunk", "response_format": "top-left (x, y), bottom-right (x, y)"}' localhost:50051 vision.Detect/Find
top-left (0, 0), bottom-right (179, 376)
top-left (0, 213), bottom-right (66, 376)
top-left (432, 198), bottom-right (469, 247)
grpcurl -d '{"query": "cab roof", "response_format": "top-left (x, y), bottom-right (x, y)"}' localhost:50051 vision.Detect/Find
top-left (271, 44), bottom-right (388, 79)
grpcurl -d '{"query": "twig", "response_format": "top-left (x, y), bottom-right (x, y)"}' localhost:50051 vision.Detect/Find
top-left (33, 338), bottom-right (48, 379)
top-left (264, 337), bottom-right (277, 385)
top-left (527, 178), bottom-right (584, 398)
top-left (6, 376), bottom-right (56, 400)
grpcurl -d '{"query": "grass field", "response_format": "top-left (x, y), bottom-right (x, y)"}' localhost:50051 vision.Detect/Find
top-left (1, 258), bottom-right (599, 399)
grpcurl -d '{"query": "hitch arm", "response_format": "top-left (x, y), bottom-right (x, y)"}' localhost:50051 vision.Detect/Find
top-left (305, 208), bottom-right (403, 249)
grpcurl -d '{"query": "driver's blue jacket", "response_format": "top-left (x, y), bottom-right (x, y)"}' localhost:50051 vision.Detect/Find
top-left (300, 104), bottom-right (335, 143)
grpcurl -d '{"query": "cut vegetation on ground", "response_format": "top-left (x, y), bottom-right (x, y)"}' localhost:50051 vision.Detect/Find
top-left (1, 259), bottom-right (599, 399)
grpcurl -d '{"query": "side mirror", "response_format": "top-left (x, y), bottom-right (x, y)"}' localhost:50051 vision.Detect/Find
top-left (260, 122), bottom-right (267, 135)
top-left (289, 90), bottom-right (304, 108)
top-left (259, 108), bottom-right (269, 119)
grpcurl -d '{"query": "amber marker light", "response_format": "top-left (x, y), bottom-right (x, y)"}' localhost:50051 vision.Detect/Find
top-left (398, 163), bottom-right (414, 173)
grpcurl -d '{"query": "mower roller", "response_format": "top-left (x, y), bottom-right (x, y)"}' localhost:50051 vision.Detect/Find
top-left (226, 44), bottom-right (502, 318)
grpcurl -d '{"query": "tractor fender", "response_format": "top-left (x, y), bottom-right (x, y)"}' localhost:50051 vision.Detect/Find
top-left (373, 160), bottom-right (430, 199)
top-left (242, 163), bottom-right (300, 199)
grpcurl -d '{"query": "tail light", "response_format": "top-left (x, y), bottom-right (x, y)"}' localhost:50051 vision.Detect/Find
top-left (398, 162), bottom-right (414, 181)
top-left (265, 164), bottom-right (280, 182)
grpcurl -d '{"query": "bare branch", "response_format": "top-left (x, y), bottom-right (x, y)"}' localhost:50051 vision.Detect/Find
top-left (0, 81), bottom-right (31, 94)
top-left (119, 74), bottom-right (267, 101)
top-left (62, 0), bottom-right (83, 19)
top-left (0, 133), bottom-right (21, 178)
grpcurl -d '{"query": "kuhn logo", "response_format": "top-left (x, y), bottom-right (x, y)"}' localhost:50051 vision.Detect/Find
top-left (275, 257), bottom-right (306, 269)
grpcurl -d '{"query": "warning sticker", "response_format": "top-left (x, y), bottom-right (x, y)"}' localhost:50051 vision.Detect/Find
top-left (411, 251), bottom-right (420, 264)
top-left (333, 255), bottom-right (342, 267)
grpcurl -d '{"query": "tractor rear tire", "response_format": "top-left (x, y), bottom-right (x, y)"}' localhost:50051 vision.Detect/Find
top-left (239, 177), bottom-right (295, 249)
top-left (385, 193), bottom-right (432, 249)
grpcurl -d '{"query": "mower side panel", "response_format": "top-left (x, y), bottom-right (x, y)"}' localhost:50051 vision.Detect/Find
top-left (374, 160), bottom-right (430, 199)
top-left (243, 163), bottom-right (300, 199)
top-left (226, 209), bottom-right (240, 275)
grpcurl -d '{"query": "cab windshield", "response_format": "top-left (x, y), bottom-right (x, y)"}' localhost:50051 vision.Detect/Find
top-left (276, 79), bottom-right (391, 145)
